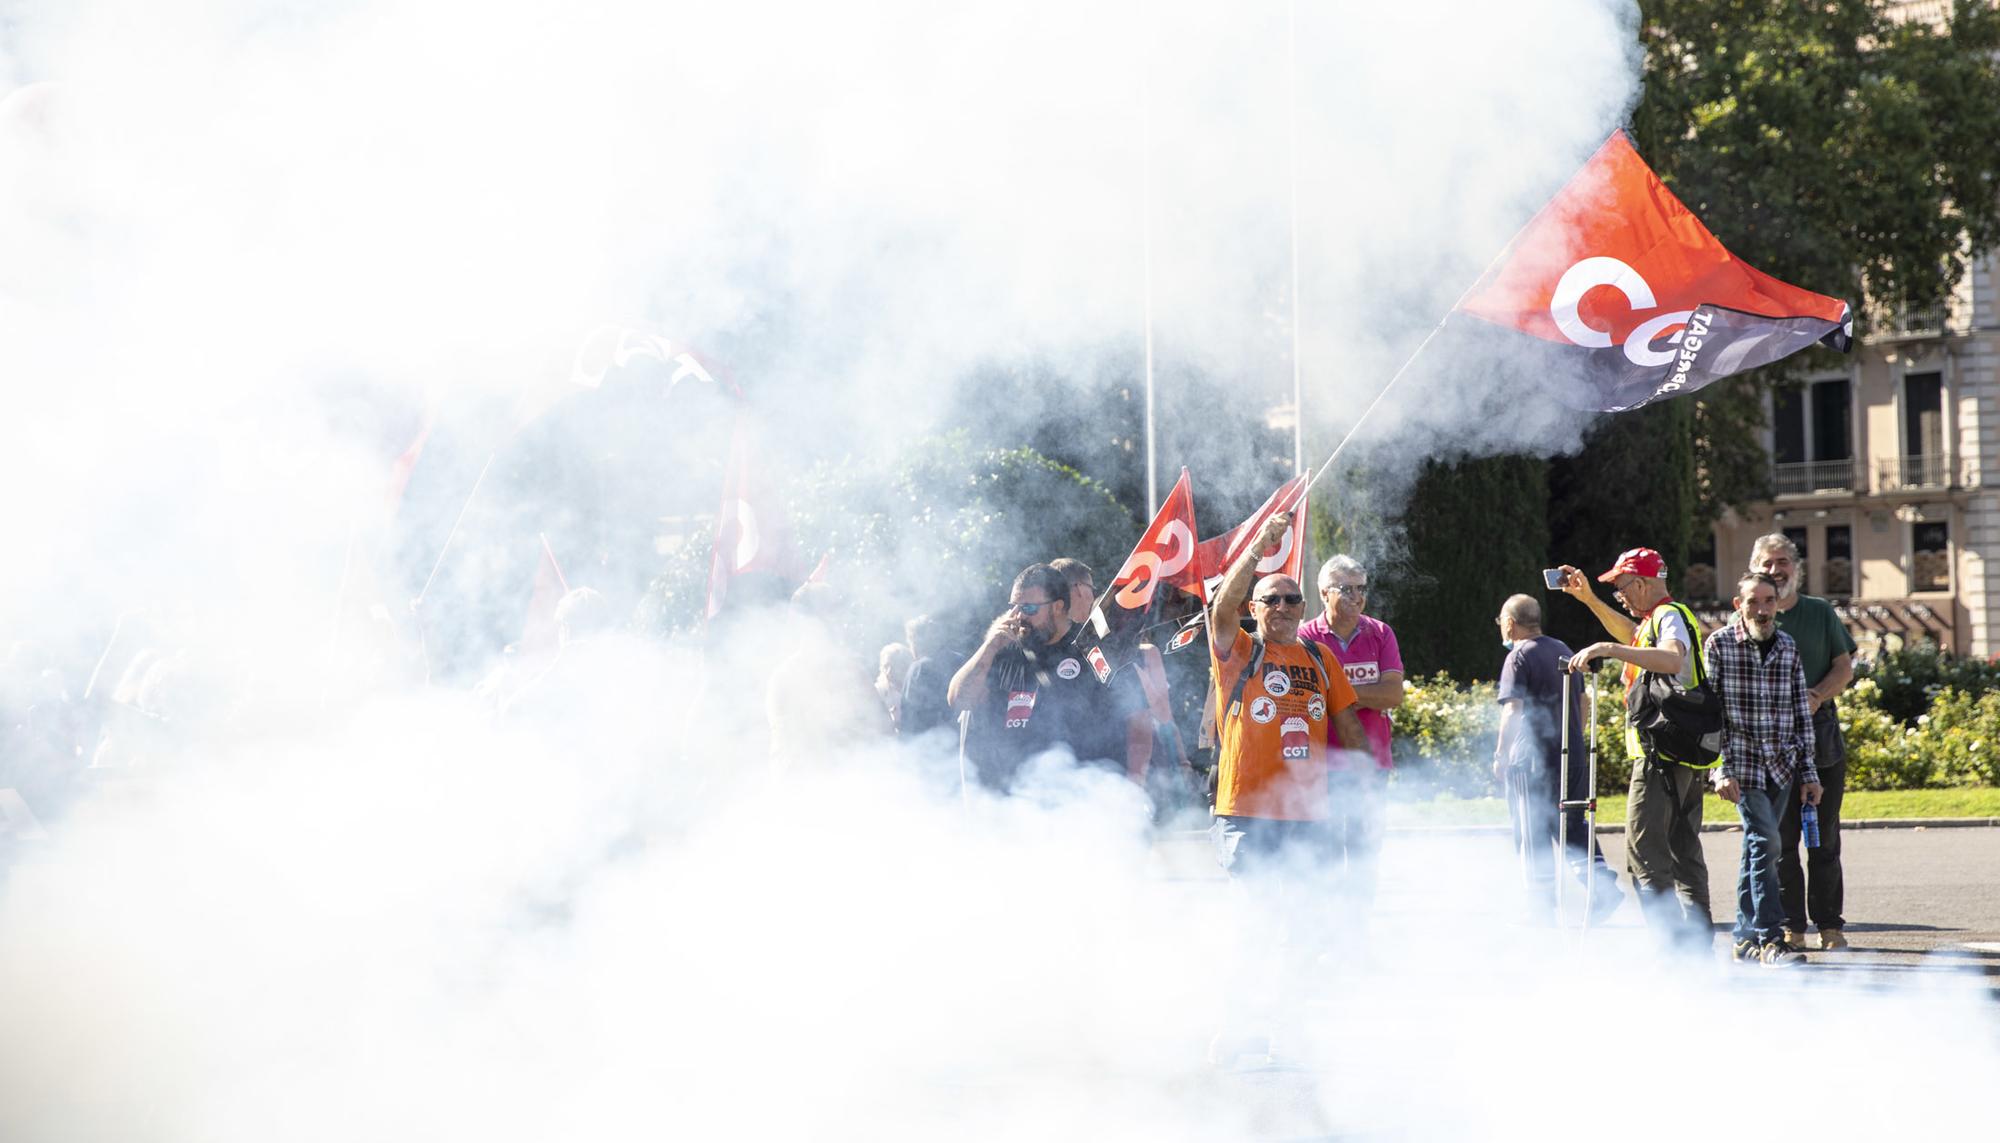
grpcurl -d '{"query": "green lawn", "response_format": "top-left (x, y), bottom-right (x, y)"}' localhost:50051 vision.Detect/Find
top-left (1389, 786), bottom-right (2000, 828)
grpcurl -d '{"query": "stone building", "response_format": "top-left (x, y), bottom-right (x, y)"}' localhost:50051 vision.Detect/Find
top-left (1699, 249), bottom-right (2000, 659)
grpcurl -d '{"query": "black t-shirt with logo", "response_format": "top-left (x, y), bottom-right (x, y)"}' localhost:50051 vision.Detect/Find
top-left (963, 624), bottom-right (1137, 791)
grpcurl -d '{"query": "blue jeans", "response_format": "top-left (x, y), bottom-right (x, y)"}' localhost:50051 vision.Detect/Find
top-left (1734, 786), bottom-right (1786, 944)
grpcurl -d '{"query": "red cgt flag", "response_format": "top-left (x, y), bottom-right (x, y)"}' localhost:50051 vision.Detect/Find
top-left (1455, 131), bottom-right (1851, 412)
top-left (1081, 469), bottom-right (1202, 681)
top-left (1193, 474), bottom-right (1309, 601)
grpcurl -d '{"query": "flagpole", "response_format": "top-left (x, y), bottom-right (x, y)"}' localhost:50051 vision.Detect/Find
top-left (1141, 40), bottom-right (1159, 514)
top-left (1298, 160), bottom-right (1577, 501)
top-left (1286, 0), bottom-right (1314, 593)
top-left (1287, 0), bottom-right (1305, 480)
top-left (416, 450), bottom-right (498, 604)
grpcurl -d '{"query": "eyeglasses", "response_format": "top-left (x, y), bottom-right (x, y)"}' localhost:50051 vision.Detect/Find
top-left (1012, 600), bottom-right (1051, 615)
top-left (1334, 584), bottom-right (1368, 598)
top-left (1256, 593), bottom-right (1305, 607)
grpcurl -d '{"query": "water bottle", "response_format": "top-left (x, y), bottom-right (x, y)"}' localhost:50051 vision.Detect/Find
top-left (1801, 801), bottom-right (1821, 849)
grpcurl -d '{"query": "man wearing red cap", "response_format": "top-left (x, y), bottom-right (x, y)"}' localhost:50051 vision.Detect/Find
top-left (1558, 548), bottom-right (1713, 951)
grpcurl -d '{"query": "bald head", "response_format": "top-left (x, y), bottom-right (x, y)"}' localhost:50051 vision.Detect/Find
top-left (1501, 593), bottom-right (1542, 629)
top-left (1254, 573), bottom-right (1300, 599)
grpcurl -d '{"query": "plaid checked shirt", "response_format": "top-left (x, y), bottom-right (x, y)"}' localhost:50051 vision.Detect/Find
top-left (1703, 621), bottom-right (1819, 791)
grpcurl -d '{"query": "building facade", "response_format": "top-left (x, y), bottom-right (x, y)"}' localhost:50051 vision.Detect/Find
top-left (1698, 249), bottom-right (2000, 659)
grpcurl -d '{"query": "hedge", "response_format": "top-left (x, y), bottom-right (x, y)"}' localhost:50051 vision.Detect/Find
top-left (1388, 646), bottom-right (2000, 797)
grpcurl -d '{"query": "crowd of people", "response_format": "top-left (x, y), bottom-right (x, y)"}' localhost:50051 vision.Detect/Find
top-left (850, 518), bottom-right (1856, 976)
top-left (5, 514), bottom-right (1857, 979)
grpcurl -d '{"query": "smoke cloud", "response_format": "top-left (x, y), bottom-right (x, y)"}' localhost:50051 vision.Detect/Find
top-left (6, 2), bottom-right (1993, 1140)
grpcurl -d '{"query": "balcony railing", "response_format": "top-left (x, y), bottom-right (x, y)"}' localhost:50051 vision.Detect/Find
top-left (1877, 453), bottom-right (1956, 490)
top-left (1773, 459), bottom-right (1856, 495)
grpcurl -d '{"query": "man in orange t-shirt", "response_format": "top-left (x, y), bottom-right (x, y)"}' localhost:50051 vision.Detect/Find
top-left (1208, 511), bottom-right (1367, 877)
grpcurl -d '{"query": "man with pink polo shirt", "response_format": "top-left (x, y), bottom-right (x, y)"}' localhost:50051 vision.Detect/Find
top-left (1299, 554), bottom-right (1404, 918)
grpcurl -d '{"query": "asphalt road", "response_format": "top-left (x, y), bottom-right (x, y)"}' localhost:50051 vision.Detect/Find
top-left (1157, 822), bottom-right (2000, 980)
top-left (1158, 823), bottom-right (2000, 1139)
top-left (1601, 820), bottom-right (2000, 978)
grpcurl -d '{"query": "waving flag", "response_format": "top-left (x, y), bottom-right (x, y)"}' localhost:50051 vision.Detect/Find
top-left (1081, 469), bottom-right (1203, 681)
top-left (706, 420), bottom-right (802, 619)
top-left (1193, 474), bottom-right (1309, 601)
top-left (1456, 131), bottom-right (1852, 412)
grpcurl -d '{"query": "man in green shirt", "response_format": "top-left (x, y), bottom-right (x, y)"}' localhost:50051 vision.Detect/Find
top-left (1749, 533), bottom-right (1858, 950)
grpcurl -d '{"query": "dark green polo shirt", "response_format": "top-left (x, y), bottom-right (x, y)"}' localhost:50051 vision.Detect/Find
top-left (1774, 594), bottom-right (1857, 688)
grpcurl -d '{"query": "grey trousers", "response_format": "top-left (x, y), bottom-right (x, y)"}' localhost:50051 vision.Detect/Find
top-left (1625, 759), bottom-right (1712, 940)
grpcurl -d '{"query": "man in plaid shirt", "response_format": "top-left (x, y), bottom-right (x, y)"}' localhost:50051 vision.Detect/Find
top-left (1703, 572), bottom-right (1825, 967)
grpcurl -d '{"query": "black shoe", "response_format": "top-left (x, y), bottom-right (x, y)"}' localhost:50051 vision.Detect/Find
top-left (1756, 940), bottom-right (1807, 967)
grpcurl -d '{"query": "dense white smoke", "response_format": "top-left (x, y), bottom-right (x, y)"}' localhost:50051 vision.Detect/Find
top-left (5, 2), bottom-right (1995, 1140)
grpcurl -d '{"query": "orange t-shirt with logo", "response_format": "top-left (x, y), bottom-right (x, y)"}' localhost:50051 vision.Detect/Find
top-left (1210, 627), bottom-right (1358, 821)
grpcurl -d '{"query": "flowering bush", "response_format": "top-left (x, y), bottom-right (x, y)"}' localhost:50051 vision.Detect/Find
top-left (1839, 683), bottom-right (1935, 790)
top-left (1916, 687), bottom-right (2000, 788)
top-left (1386, 666), bottom-right (2000, 796)
top-left (1389, 672), bottom-right (1499, 798)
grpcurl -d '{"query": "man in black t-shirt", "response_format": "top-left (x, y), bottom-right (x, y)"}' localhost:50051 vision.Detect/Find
top-left (948, 563), bottom-right (1143, 792)
top-left (1493, 593), bottom-right (1621, 917)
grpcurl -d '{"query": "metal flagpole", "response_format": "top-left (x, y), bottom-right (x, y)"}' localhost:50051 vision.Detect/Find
top-left (1142, 42), bottom-right (1159, 514)
top-left (1286, 0), bottom-right (1316, 594)
top-left (1287, 0), bottom-right (1305, 480)
top-left (1297, 159), bottom-right (1572, 501)
top-left (416, 451), bottom-right (498, 604)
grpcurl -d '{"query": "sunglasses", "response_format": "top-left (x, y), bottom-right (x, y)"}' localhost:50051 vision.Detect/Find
top-left (1256, 593), bottom-right (1305, 607)
top-left (1012, 600), bottom-right (1052, 615)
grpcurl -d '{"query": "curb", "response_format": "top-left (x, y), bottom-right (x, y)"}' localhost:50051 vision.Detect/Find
top-left (1171, 818), bottom-right (2000, 840)
top-left (1389, 816), bottom-right (2000, 837)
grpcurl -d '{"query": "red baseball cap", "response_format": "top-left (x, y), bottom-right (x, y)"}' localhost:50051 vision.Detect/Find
top-left (1598, 547), bottom-right (1667, 582)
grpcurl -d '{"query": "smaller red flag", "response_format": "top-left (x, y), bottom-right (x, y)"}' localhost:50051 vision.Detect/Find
top-left (1193, 475), bottom-right (1309, 600)
top-left (1080, 469), bottom-right (1203, 681)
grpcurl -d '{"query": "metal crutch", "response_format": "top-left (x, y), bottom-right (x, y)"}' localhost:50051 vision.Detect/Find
top-left (1557, 668), bottom-right (1603, 927)
top-left (1556, 668), bottom-right (1574, 922)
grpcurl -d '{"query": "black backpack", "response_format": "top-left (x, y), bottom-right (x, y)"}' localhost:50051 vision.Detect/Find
top-left (1624, 601), bottom-right (1725, 769)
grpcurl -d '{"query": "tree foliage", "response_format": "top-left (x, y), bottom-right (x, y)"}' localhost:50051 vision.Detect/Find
top-left (1387, 454), bottom-right (1551, 682)
top-left (1630, 0), bottom-right (2000, 521)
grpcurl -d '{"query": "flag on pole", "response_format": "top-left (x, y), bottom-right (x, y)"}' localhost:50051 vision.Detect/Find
top-left (1081, 468), bottom-right (1203, 682)
top-left (1455, 130), bottom-right (1852, 412)
top-left (1193, 474), bottom-right (1309, 601)
top-left (706, 420), bottom-right (800, 619)
top-left (1153, 474), bottom-right (1310, 657)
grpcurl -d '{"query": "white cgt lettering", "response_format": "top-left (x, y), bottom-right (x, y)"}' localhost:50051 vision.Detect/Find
top-left (1114, 519), bottom-right (1195, 609)
top-left (1550, 257), bottom-right (1696, 369)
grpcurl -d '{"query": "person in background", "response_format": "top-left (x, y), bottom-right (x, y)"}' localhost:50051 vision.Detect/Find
top-left (876, 642), bottom-right (913, 730)
top-left (1705, 572), bottom-right (1822, 967)
top-left (1749, 533), bottom-right (1858, 951)
top-left (1559, 547), bottom-right (1713, 953)
top-left (899, 614), bottom-right (963, 740)
top-left (1298, 555), bottom-right (1403, 919)
top-left (1492, 592), bottom-right (1622, 921)
top-left (1051, 557), bottom-right (1096, 624)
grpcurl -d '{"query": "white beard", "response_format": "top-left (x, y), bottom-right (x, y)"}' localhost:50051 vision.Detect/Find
top-left (1773, 575), bottom-right (1799, 602)
top-left (1743, 615), bottom-right (1776, 641)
